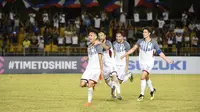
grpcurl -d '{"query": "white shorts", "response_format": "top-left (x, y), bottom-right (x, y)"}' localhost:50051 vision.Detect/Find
top-left (81, 68), bottom-right (101, 83)
top-left (116, 65), bottom-right (126, 81)
top-left (103, 65), bottom-right (117, 80)
top-left (140, 63), bottom-right (154, 74)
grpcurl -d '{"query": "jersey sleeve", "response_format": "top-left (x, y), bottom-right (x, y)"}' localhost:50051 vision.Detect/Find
top-left (105, 41), bottom-right (112, 49)
top-left (153, 40), bottom-right (162, 55)
top-left (136, 39), bottom-right (142, 46)
top-left (112, 41), bottom-right (117, 50)
top-left (124, 41), bottom-right (131, 52)
top-left (95, 44), bottom-right (103, 54)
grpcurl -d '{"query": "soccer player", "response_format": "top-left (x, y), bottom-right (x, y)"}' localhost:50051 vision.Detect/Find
top-left (80, 29), bottom-right (103, 106)
top-left (113, 30), bottom-right (134, 89)
top-left (94, 30), bottom-right (122, 99)
top-left (121, 27), bottom-right (172, 101)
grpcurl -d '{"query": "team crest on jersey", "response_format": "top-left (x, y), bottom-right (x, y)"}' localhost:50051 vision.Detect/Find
top-left (114, 44), bottom-right (124, 52)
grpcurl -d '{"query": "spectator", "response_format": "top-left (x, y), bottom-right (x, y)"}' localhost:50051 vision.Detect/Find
top-left (93, 15), bottom-right (101, 30)
top-left (23, 37), bottom-right (31, 55)
top-left (42, 10), bottom-right (49, 26)
top-left (75, 17), bottom-right (80, 35)
top-left (71, 32), bottom-right (78, 46)
top-left (30, 37), bottom-right (38, 55)
top-left (38, 36), bottom-right (44, 55)
top-left (29, 12), bottom-right (36, 26)
top-left (181, 10), bottom-right (188, 26)
top-left (191, 35), bottom-right (198, 55)
top-left (175, 33), bottom-right (183, 56)
top-left (166, 30), bottom-right (175, 53)
top-left (133, 10), bottom-right (140, 26)
top-left (52, 27), bottom-right (59, 45)
top-left (146, 9), bottom-right (152, 25)
top-left (163, 10), bottom-right (169, 21)
top-left (119, 12), bottom-right (127, 28)
top-left (64, 27), bottom-right (72, 46)
top-left (53, 13), bottom-right (59, 28)
top-left (100, 11), bottom-right (108, 27)
top-left (196, 21), bottom-right (200, 45)
top-left (59, 12), bottom-right (66, 27)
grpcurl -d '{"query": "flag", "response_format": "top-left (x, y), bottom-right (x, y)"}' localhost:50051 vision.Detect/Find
top-left (105, 0), bottom-right (121, 12)
top-left (0, 0), bottom-right (7, 7)
top-left (4, 0), bottom-right (15, 2)
top-left (188, 4), bottom-right (194, 13)
top-left (135, 0), bottom-right (153, 8)
top-left (83, 0), bottom-right (99, 8)
top-left (153, 0), bottom-right (168, 11)
top-left (64, 0), bottom-right (81, 8)
top-left (22, 0), bottom-right (44, 11)
top-left (43, 0), bottom-right (65, 8)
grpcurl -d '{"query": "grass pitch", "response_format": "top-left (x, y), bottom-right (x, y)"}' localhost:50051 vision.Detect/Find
top-left (0, 74), bottom-right (200, 112)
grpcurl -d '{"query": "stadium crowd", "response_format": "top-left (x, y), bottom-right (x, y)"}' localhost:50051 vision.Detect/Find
top-left (0, 9), bottom-right (199, 56)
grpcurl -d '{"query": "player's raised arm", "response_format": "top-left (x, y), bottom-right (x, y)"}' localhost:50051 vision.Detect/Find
top-left (124, 41), bottom-right (131, 73)
top-left (153, 41), bottom-right (172, 64)
top-left (96, 44), bottom-right (104, 79)
top-left (121, 43), bottom-right (139, 59)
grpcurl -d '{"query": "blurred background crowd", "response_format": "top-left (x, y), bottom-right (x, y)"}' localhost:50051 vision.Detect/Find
top-left (0, 0), bottom-right (200, 56)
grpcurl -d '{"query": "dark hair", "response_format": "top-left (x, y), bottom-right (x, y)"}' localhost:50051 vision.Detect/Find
top-left (89, 29), bottom-right (98, 37)
top-left (142, 27), bottom-right (151, 33)
top-left (116, 30), bottom-right (124, 36)
top-left (99, 30), bottom-right (107, 36)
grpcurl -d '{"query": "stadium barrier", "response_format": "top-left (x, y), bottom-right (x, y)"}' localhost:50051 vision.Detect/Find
top-left (0, 56), bottom-right (199, 74)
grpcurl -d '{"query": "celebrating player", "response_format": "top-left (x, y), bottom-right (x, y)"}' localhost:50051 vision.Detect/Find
top-left (94, 30), bottom-right (122, 100)
top-left (80, 29), bottom-right (103, 106)
top-left (121, 27), bottom-right (172, 101)
top-left (113, 30), bottom-right (134, 99)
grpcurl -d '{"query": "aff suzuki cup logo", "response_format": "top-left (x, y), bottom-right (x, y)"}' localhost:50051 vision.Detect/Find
top-left (0, 56), bottom-right (4, 74)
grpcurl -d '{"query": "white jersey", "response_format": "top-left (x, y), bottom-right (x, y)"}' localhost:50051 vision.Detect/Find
top-left (102, 40), bottom-right (116, 68)
top-left (43, 13), bottom-right (49, 22)
top-left (147, 12), bottom-right (152, 21)
top-left (134, 13), bottom-right (140, 22)
top-left (163, 11), bottom-right (169, 20)
top-left (113, 41), bottom-right (130, 66)
top-left (136, 39), bottom-right (161, 65)
top-left (87, 44), bottom-right (103, 69)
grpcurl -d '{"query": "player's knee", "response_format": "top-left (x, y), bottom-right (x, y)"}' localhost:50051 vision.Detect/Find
top-left (112, 75), bottom-right (118, 82)
top-left (141, 75), bottom-right (146, 80)
top-left (80, 82), bottom-right (85, 87)
top-left (118, 79), bottom-right (123, 84)
top-left (80, 81), bottom-right (87, 87)
top-left (88, 81), bottom-right (94, 87)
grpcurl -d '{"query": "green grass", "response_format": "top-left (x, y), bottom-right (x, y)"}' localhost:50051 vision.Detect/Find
top-left (0, 74), bottom-right (200, 112)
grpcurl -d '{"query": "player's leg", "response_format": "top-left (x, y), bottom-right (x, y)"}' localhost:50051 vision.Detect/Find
top-left (85, 69), bottom-right (100, 106)
top-left (80, 69), bottom-right (90, 88)
top-left (80, 79), bottom-right (88, 87)
top-left (145, 64), bottom-right (156, 100)
top-left (137, 70), bottom-right (148, 101)
top-left (146, 74), bottom-right (156, 100)
top-left (85, 80), bottom-right (95, 107)
top-left (111, 72), bottom-right (122, 100)
top-left (104, 69), bottom-right (114, 89)
top-left (118, 65), bottom-right (133, 83)
top-left (122, 72), bottom-right (134, 83)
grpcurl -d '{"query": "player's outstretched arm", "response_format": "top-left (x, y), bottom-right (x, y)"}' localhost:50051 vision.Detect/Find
top-left (98, 53), bottom-right (104, 80)
top-left (121, 44), bottom-right (138, 59)
top-left (159, 52), bottom-right (172, 64)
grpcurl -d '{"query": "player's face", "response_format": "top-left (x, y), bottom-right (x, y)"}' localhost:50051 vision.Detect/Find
top-left (88, 32), bottom-right (97, 43)
top-left (116, 33), bottom-right (123, 43)
top-left (143, 29), bottom-right (150, 38)
top-left (98, 32), bottom-right (106, 42)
